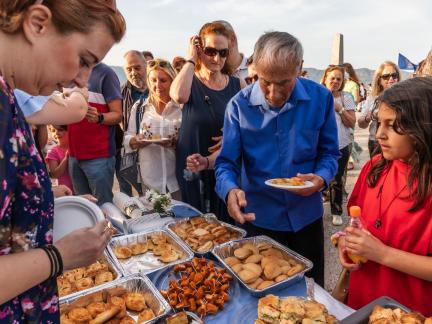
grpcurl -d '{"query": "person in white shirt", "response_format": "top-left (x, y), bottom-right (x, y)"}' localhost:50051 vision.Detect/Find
top-left (123, 59), bottom-right (182, 198)
top-left (321, 65), bottom-right (356, 226)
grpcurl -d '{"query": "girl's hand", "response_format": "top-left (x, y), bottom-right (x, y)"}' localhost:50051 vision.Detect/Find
top-left (208, 135), bottom-right (222, 153)
top-left (186, 153), bottom-right (208, 172)
top-left (130, 135), bottom-right (150, 149)
top-left (337, 236), bottom-right (361, 271)
top-left (344, 227), bottom-right (388, 263)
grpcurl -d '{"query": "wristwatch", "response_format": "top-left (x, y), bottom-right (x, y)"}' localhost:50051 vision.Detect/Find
top-left (338, 108), bottom-right (345, 115)
top-left (97, 113), bottom-right (104, 124)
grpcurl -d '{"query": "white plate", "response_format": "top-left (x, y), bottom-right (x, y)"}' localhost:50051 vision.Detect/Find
top-left (53, 196), bottom-right (105, 242)
top-left (265, 179), bottom-right (314, 190)
top-left (138, 137), bottom-right (170, 143)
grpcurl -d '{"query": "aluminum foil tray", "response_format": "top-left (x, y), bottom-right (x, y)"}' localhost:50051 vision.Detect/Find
top-left (211, 235), bottom-right (313, 297)
top-left (107, 229), bottom-right (194, 276)
top-left (165, 213), bottom-right (246, 255)
top-left (58, 250), bottom-right (122, 302)
top-left (60, 274), bottom-right (170, 323)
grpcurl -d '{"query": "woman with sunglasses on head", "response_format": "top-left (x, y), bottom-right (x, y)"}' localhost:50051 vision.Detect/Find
top-left (321, 66), bottom-right (356, 226)
top-left (171, 22), bottom-right (245, 222)
top-left (0, 1), bottom-right (125, 321)
top-left (358, 61), bottom-right (401, 158)
top-left (336, 77), bottom-right (432, 316)
top-left (124, 59), bottom-right (182, 198)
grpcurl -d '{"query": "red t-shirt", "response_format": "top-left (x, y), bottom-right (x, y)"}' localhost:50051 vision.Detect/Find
top-left (347, 156), bottom-right (432, 316)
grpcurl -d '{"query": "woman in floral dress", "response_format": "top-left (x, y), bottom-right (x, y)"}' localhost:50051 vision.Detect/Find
top-left (0, 1), bottom-right (125, 322)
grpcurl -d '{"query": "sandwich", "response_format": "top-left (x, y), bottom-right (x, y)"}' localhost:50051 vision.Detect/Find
top-left (258, 294), bottom-right (280, 323)
top-left (280, 297), bottom-right (305, 322)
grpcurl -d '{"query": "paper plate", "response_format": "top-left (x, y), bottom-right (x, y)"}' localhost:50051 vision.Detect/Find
top-left (265, 179), bottom-right (314, 190)
top-left (53, 196), bottom-right (105, 242)
top-left (138, 137), bottom-right (170, 143)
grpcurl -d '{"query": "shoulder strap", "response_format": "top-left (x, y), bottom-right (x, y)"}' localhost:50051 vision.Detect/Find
top-left (135, 97), bottom-right (145, 135)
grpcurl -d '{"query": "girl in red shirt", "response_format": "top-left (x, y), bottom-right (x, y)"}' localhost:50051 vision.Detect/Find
top-left (337, 77), bottom-right (432, 316)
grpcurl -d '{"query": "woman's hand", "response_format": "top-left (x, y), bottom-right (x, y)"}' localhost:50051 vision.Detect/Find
top-left (337, 236), bottom-right (361, 271)
top-left (186, 153), bottom-right (208, 172)
top-left (187, 35), bottom-right (201, 63)
top-left (55, 220), bottom-right (114, 271)
top-left (334, 99), bottom-right (343, 113)
top-left (208, 135), bottom-right (222, 153)
top-left (344, 227), bottom-right (388, 264)
top-left (52, 185), bottom-right (73, 198)
top-left (129, 134), bottom-right (150, 149)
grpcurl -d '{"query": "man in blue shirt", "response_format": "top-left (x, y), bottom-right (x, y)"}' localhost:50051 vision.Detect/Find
top-left (215, 32), bottom-right (339, 286)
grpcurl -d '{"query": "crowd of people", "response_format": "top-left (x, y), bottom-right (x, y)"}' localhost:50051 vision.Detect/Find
top-left (1, 0), bottom-right (432, 322)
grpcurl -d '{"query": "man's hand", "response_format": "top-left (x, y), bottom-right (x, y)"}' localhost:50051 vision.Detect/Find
top-left (227, 189), bottom-right (255, 224)
top-left (86, 106), bottom-right (99, 123)
top-left (288, 173), bottom-right (324, 196)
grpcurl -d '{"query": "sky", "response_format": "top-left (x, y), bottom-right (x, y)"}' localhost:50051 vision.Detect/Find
top-left (103, 0), bottom-right (432, 70)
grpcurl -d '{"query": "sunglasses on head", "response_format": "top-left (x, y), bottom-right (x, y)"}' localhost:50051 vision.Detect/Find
top-left (147, 59), bottom-right (171, 69)
top-left (203, 47), bottom-right (229, 58)
top-left (381, 73), bottom-right (398, 81)
top-left (245, 75), bottom-right (258, 85)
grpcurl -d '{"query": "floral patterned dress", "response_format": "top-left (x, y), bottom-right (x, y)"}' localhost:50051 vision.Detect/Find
top-left (0, 76), bottom-right (59, 323)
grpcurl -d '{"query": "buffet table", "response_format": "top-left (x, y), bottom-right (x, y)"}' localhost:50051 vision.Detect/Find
top-left (100, 199), bottom-right (354, 322)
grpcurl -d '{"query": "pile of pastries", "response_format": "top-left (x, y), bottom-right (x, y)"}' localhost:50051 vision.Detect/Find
top-left (223, 242), bottom-right (305, 290)
top-left (170, 216), bottom-right (242, 253)
top-left (113, 233), bottom-right (184, 264)
top-left (57, 258), bottom-right (117, 297)
top-left (160, 257), bottom-right (232, 318)
top-left (369, 305), bottom-right (432, 323)
top-left (60, 286), bottom-right (157, 324)
top-left (255, 295), bottom-right (337, 324)
top-left (270, 177), bottom-right (305, 186)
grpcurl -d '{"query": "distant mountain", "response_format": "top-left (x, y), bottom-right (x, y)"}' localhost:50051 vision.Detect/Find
top-left (304, 67), bottom-right (411, 85)
top-left (110, 65), bottom-right (410, 87)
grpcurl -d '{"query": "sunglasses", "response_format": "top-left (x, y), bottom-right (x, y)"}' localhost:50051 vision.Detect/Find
top-left (381, 73), bottom-right (398, 81)
top-left (203, 47), bottom-right (229, 58)
top-left (147, 59), bottom-right (171, 69)
top-left (245, 75), bottom-right (258, 85)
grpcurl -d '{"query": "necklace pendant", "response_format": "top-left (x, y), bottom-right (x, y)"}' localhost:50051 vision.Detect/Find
top-left (374, 219), bottom-right (382, 229)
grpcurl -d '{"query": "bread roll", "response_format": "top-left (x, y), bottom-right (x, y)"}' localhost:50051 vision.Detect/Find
top-left (245, 254), bottom-right (263, 264)
top-left (238, 269), bottom-right (259, 284)
top-left (242, 263), bottom-right (263, 277)
top-left (263, 264), bottom-right (282, 280)
top-left (234, 247), bottom-right (253, 260)
top-left (257, 280), bottom-right (274, 290)
top-left (224, 256), bottom-right (241, 267)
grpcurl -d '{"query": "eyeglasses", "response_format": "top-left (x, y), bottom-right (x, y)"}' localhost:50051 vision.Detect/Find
top-left (381, 73), bottom-right (398, 81)
top-left (245, 75), bottom-right (258, 85)
top-left (203, 47), bottom-right (229, 58)
top-left (147, 59), bottom-right (171, 69)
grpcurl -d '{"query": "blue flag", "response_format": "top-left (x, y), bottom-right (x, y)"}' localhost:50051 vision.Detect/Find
top-left (398, 53), bottom-right (417, 71)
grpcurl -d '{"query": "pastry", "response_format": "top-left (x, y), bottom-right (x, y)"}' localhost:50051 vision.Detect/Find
top-left (242, 263), bottom-right (263, 277)
top-left (130, 242), bottom-right (148, 255)
top-left (95, 271), bottom-right (114, 286)
top-left (238, 269), bottom-right (259, 284)
top-left (125, 292), bottom-right (147, 312)
top-left (257, 280), bottom-right (274, 290)
top-left (257, 294), bottom-right (280, 323)
top-left (119, 316), bottom-right (136, 324)
top-left (109, 296), bottom-right (127, 318)
top-left (114, 246), bottom-right (132, 259)
top-left (263, 264), bottom-right (282, 280)
top-left (137, 308), bottom-right (155, 322)
top-left (224, 256), bottom-right (241, 266)
top-left (88, 306), bottom-right (120, 324)
top-left (75, 277), bottom-right (94, 291)
top-left (68, 307), bottom-right (92, 322)
top-left (86, 301), bottom-right (106, 318)
top-left (234, 247), bottom-right (252, 260)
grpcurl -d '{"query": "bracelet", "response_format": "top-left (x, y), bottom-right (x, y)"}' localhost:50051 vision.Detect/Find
top-left (50, 245), bottom-right (64, 277)
top-left (186, 59), bottom-right (196, 66)
top-left (205, 157), bottom-right (210, 169)
top-left (40, 246), bottom-right (54, 278)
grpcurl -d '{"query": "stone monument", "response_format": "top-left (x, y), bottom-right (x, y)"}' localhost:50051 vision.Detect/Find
top-left (330, 33), bottom-right (343, 65)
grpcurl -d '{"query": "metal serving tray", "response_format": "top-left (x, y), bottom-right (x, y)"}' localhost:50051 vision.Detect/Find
top-left (58, 250), bottom-right (122, 302)
top-left (60, 274), bottom-right (170, 324)
top-left (341, 296), bottom-right (412, 324)
top-left (211, 235), bottom-right (313, 297)
top-left (165, 214), bottom-right (247, 255)
top-left (107, 229), bottom-right (194, 276)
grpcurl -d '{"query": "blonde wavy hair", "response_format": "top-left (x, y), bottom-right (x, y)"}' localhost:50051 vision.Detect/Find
top-left (146, 59), bottom-right (177, 107)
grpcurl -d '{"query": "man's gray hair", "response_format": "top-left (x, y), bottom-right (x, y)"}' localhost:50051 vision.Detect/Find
top-left (123, 50), bottom-right (146, 61)
top-left (253, 32), bottom-right (303, 72)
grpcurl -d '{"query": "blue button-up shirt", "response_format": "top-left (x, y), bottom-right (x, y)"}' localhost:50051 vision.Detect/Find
top-left (215, 78), bottom-right (339, 232)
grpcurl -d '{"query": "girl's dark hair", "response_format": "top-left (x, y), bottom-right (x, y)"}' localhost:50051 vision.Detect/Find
top-left (367, 77), bottom-right (432, 211)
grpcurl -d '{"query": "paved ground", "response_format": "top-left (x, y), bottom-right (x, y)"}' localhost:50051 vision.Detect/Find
top-left (113, 119), bottom-right (370, 292)
top-left (323, 121), bottom-right (369, 292)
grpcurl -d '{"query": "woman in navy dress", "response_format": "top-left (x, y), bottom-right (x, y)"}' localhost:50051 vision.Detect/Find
top-left (171, 22), bottom-right (244, 222)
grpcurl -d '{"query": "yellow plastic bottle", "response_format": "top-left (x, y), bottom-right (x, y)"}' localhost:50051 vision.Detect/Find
top-left (347, 206), bottom-right (368, 264)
